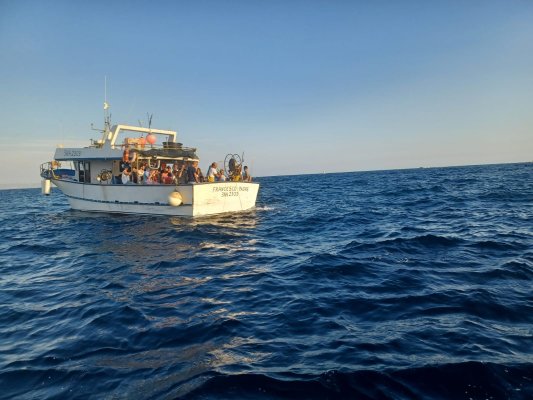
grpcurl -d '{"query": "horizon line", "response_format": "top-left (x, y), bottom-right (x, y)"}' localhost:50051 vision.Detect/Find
top-left (2, 160), bottom-right (530, 191)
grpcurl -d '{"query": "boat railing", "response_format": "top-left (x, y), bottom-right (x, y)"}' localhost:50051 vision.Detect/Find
top-left (115, 141), bottom-right (192, 151)
top-left (40, 162), bottom-right (76, 180)
top-left (117, 142), bottom-right (199, 161)
top-left (89, 139), bottom-right (105, 148)
top-left (40, 161), bottom-right (56, 179)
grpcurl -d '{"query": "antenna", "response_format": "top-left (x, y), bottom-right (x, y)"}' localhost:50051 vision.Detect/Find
top-left (104, 77), bottom-right (110, 125)
top-left (103, 76), bottom-right (112, 140)
top-left (147, 113), bottom-right (153, 136)
top-left (104, 76), bottom-right (108, 115)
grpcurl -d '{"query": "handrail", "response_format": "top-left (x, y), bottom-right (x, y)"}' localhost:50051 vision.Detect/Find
top-left (40, 161), bottom-right (71, 180)
top-left (110, 124), bottom-right (177, 147)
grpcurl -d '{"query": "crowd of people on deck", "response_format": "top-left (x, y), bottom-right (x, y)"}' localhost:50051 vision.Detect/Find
top-left (112, 150), bottom-right (252, 185)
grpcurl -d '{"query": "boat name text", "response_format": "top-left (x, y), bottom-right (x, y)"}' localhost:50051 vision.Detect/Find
top-left (63, 150), bottom-right (82, 157)
top-left (212, 186), bottom-right (249, 197)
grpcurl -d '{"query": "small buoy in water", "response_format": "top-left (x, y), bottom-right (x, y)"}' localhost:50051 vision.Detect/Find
top-left (168, 191), bottom-right (183, 206)
top-left (41, 179), bottom-right (51, 195)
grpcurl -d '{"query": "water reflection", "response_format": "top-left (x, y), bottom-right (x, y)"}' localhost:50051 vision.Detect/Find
top-left (169, 209), bottom-right (258, 229)
top-left (60, 207), bottom-right (261, 266)
top-left (88, 334), bottom-right (267, 398)
top-left (53, 208), bottom-right (268, 397)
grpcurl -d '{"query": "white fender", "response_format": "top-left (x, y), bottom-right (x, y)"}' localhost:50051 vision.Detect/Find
top-left (41, 179), bottom-right (51, 195)
top-left (168, 191), bottom-right (183, 206)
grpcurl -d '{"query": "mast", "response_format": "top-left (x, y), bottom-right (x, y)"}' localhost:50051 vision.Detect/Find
top-left (103, 76), bottom-right (112, 140)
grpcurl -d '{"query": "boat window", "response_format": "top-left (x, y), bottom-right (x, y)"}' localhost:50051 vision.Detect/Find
top-left (77, 161), bottom-right (91, 183)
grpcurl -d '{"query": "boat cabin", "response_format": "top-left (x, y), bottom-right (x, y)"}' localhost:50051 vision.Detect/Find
top-left (45, 125), bottom-right (199, 184)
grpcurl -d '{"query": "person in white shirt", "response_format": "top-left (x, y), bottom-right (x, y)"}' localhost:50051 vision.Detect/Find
top-left (207, 162), bottom-right (218, 183)
top-left (121, 166), bottom-right (131, 184)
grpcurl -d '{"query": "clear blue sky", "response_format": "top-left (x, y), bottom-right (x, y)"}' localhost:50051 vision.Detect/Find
top-left (1, 0), bottom-right (532, 187)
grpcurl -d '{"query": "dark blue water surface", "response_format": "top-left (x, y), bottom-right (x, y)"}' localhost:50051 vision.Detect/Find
top-left (1, 163), bottom-right (532, 399)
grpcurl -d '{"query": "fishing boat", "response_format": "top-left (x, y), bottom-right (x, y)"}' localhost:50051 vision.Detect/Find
top-left (39, 113), bottom-right (259, 217)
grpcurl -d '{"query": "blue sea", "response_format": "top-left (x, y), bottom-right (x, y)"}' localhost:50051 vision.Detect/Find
top-left (0, 163), bottom-right (532, 399)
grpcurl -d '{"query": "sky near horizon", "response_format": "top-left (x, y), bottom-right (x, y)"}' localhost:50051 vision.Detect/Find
top-left (0, 0), bottom-right (532, 187)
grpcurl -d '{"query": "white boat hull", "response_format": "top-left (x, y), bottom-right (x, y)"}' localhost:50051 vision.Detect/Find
top-left (53, 180), bottom-right (259, 217)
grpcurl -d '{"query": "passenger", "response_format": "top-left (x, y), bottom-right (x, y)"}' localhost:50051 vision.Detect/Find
top-left (146, 170), bottom-right (155, 184)
top-left (217, 169), bottom-right (227, 182)
top-left (131, 166), bottom-right (139, 184)
top-left (163, 166), bottom-right (173, 184)
top-left (187, 161), bottom-right (200, 183)
top-left (171, 162), bottom-right (180, 178)
top-left (173, 162), bottom-right (187, 184)
top-left (143, 165), bottom-right (151, 184)
top-left (121, 166), bottom-right (132, 184)
top-left (137, 165), bottom-right (145, 184)
top-left (242, 166), bottom-right (252, 182)
top-left (119, 153), bottom-right (131, 175)
top-left (161, 168), bottom-right (169, 183)
top-left (232, 164), bottom-right (242, 181)
top-left (158, 164), bottom-right (165, 183)
top-left (207, 162), bottom-right (218, 183)
top-left (197, 167), bottom-right (205, 182)
top-left (148, 169), bottom-right (160, 184)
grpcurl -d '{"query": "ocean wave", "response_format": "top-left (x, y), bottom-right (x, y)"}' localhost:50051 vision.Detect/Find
top-left (340, 234), bottom-right (463, 254)
top-left (1, 163), bottom-right (532, 399)
top-left (181, 362), bottom-right (533, 399)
